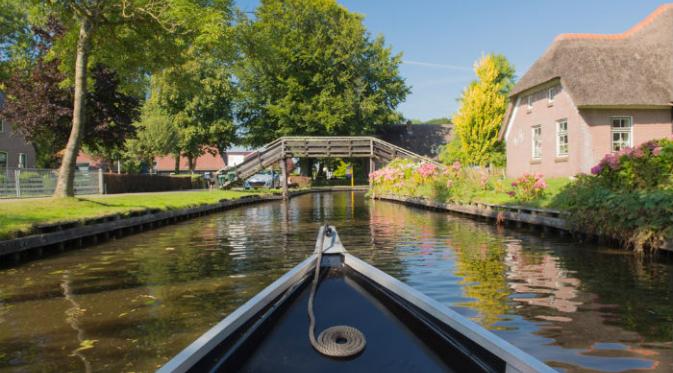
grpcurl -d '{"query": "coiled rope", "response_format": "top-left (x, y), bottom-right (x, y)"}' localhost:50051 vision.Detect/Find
top-left (307, 225), bottom-right (366, 358)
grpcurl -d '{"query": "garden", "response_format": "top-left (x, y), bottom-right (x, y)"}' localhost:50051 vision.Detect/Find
top-left (369, 137), bottom-right (673, 251)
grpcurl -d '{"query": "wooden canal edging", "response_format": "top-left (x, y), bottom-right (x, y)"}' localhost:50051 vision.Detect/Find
top-left (373, 194), bottom-right (673, 252)
top-left (374, 194), bottom-right (567, 230)
top-left (0, 188), bottom-right (369, 265)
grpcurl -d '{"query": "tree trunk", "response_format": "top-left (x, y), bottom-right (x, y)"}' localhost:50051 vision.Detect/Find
top-left (53, 18), bottom-right (92, 197)
top-left (174, 154), bottom-right (180, 173)
top-left (188, 155), bottom-right (195, 173)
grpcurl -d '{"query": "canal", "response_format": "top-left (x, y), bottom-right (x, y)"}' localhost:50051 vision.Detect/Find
top-left (0, 192), bottom-right (671, 372)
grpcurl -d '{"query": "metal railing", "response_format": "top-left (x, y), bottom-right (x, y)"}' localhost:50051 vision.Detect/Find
top-left (0, 168), bottom-right (102, 199)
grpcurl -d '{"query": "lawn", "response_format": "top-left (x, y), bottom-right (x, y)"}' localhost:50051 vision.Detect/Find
top-left (470, 177), bottom-right (571, 208)
top-left (0, 190), bottom-right (261, 240)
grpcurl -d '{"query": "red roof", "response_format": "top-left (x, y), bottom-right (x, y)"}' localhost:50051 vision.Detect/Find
top-left (155, 150), bottom-right (226, 172)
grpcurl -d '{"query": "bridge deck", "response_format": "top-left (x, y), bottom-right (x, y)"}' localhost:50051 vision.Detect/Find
top-left (221, 136), bottom-right (439, 193)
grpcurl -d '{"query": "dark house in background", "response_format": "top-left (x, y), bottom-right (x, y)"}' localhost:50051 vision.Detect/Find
top-left (0, 93), bottom-right (36, 171)
top-left (376, 123), bottom-right (452, 159)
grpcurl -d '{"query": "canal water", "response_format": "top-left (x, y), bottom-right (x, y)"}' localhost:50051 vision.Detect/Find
top-left (0, 192), bottom-right (671, 372)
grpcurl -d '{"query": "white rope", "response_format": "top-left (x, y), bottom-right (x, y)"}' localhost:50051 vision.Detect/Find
top-left (307, 225), bottom-right (366, 357)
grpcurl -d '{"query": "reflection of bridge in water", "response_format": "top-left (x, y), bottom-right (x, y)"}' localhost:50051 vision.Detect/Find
top-left (221, 136), bottom-right (439, 195)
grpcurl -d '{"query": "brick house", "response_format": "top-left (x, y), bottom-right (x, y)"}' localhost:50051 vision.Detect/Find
top-left (500, 4), bottom-right (673, 178)
top-left (0, 95), bottom-right (36, 171)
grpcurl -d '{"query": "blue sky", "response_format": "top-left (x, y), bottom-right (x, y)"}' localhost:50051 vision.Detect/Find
top-left (236, 0), bottom-right (667, 121)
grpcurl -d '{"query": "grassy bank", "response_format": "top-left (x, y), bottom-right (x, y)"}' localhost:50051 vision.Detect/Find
top-left (371, 138), bottom-right (673, 251)
top-left (0, 190), bottom-right (260, 240)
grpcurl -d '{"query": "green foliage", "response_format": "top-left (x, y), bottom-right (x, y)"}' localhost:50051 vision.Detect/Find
top-left (370, 158), bottom-right (569, 208)
top-left (450, 53), bottom-right (514, 166)
top-left (236, 0), bottom-right (409, 146)
top-left (509, 173), bottom-right (547, 202)
top-left (554, 138), bottom-right (673, 251)
top-left (332, 160), bottom-right (351, 178)
top-left (125, 101), bottom-right (179, 167)
top-left (438, 137), bottom-right (464, 165)
top-left (423, 117), bottom-right (451, 125)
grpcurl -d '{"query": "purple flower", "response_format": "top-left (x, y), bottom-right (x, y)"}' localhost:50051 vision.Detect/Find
top-left (590, 165), bottom-right (603, 175)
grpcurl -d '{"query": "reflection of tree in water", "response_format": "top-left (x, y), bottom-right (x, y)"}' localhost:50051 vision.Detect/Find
top-left (447, 222), bottom-right (511, 329)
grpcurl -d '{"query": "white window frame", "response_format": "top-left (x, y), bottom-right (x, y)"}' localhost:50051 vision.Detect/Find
top-left (18, 153), bottom-right (26, 168)
top-left (548, 87), bottom-right (556, 105)
top-left (0, 151), bottom-right (7, 171)
top-left (527, 95), bottom-right (533, 111)
top-left (556, 119), bottom-right (568, 157)
top-left (610, 116), bottom-right (632, 152)
top-left (532, 125), bottom-right (542, 159)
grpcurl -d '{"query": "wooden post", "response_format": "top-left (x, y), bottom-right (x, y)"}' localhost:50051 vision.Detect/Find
top-left (280, 158), bottom-right (288, 200)
top-left (369, 158), bottom-right (375, 189)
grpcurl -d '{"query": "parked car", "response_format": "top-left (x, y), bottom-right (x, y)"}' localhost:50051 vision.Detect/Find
top-left (244, 170), bottom-right (280, 189)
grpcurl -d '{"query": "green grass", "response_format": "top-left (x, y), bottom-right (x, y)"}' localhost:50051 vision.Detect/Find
top-left (471, 177), bottom-right (571, 208)
top-left (0, 190), bottom-right (261, 240)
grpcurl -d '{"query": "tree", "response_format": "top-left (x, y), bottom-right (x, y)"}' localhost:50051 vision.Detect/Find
top-left (0, 21), bottom-right (139, 169)
top-left (443, 53), bottom-right (514, 166)
top-left (236, 0), bottom-right (409, 146)
top-left (21, 0), bottom-right (232, 196)
top-left (153, 41), bottom-right (237, 172)
top-left (125, 101), bottom-right (179, 171)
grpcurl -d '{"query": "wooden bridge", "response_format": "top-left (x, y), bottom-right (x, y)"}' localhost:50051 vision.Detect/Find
top-left (220, 136), bottom-right (439, 195)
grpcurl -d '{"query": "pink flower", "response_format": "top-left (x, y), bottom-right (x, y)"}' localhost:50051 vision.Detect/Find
top-left (507, 191), bottom-right (515, 197)
top-left (452, 161), bottom-right (461, 172)
top-left (417, 162), bottom-right (438, 178)
top-left (591, 165), bottom-right (603, 175)
top-left (633, 148), bottom-right (644, 158)
top-left (533, 178), bottom-right (547, 190)
top-left (446, 179), bottom-right (453, 188)
top-left (511, 181), bottom-right (518, 187)
top-left (653, 147), bottom-right (662, 156)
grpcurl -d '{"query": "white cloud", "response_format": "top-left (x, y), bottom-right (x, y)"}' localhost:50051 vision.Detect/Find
top-left (402, 60), bottom-right (472, 71)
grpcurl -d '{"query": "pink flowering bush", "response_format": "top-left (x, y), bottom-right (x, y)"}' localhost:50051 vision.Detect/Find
top-left (508, 173), bottom-right (547, 202)
top-left (589, 138), bottom-right (673, 190)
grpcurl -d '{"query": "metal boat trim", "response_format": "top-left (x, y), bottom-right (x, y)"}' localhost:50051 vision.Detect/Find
top-left (158, 254), bottom-right (317, 373)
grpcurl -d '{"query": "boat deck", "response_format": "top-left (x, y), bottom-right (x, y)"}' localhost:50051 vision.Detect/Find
top-left (194, 266), bottom-right (504, 372)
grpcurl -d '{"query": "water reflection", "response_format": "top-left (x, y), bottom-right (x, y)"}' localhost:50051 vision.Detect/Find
top-left (0, 192), bottom-right (671, 372)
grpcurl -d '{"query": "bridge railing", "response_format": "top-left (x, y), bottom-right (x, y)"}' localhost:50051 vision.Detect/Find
top-left (219, 136), bottom-right (440, 188)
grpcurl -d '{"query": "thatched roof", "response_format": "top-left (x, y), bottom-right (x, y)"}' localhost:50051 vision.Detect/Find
top-left (511, 4), bottom-right (673, 106)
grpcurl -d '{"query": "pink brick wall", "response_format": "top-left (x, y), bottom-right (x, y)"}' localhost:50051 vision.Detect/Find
top-left (505, 83), bottom-right (672, 178)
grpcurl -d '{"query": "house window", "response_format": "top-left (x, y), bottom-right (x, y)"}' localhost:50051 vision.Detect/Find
top-left (532, 125), bottom-right (542, 159)
top-left (18, 153), bottom-right (26, 168)
top-left (0, 152), bottom-right (7, 171)
top-left (548, 87), bottom-right (556, 104)
top-left (611, 117), bottom-right (632, 152)
top-left (556, 120), bottom-right (568, 156)
top-left (527, 95), bottom-right (533, 111)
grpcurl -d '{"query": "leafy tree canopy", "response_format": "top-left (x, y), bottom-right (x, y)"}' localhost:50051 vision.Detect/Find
top-left (442, 53), bottom-right (514, 167)
top-left (236, 0), bottom-right (409, 146)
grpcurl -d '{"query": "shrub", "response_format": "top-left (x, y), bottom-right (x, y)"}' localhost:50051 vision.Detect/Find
top-left (590, 137), bottom-right (673, 190)
top-left (508, 173), bottom-right (547, 202)
top-left (554, 137), bottom-right (673, 251)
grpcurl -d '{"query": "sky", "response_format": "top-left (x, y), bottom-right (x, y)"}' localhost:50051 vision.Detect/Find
top-left (236, 0), bottom-right (668, 122)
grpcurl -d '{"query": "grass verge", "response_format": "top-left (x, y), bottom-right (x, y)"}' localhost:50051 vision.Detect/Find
top-left (0, 190), bottom-right (260, 240)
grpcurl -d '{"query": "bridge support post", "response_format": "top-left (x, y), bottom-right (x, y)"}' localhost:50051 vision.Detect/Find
top-left (369, 158), bottom-right (375, 188)
top-left (280, 158), bottom-right (288, 200)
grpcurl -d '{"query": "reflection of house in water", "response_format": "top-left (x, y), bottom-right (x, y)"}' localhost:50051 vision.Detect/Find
top-left (504, 242), bottom-right (582, 314)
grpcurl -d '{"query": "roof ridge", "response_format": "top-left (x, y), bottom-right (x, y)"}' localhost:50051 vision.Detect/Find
top-left (554, 3), bottom-right (673, 41)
